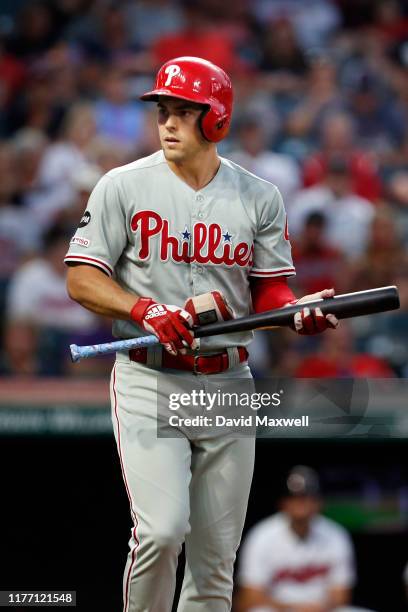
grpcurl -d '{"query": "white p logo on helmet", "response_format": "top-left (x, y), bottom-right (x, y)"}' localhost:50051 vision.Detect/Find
top-left (164, 64), bottom-right (181, 86)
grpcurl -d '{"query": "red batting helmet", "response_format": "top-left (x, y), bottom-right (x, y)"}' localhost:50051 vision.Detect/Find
top-left (140, 56), bottom-right (233, 143)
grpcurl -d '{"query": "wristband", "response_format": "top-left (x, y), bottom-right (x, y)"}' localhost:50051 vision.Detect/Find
top-left (130, 297), bottom-right (154, 324)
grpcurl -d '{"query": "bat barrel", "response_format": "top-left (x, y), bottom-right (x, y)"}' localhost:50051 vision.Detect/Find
top-left (194, 286), bottom-right (400, 338)
top-left (314, 285), bottom-right (399, 319)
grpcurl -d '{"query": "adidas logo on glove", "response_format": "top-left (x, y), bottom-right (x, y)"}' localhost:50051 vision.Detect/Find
top-left (145, 305), bottom-right (167, 320)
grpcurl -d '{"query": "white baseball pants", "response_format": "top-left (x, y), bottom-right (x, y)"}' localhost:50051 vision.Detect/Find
top-left (110, 353), bottom-right (255, 612)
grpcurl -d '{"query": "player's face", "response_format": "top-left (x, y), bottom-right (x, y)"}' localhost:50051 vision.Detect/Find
top-left (157, 97), bottom-right (210, 162)
top-left (282, 496), bottom-right (321, 523)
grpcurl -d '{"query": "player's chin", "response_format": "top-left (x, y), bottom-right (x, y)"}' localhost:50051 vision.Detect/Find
top-left (162, 146), bottom-right (186, 162)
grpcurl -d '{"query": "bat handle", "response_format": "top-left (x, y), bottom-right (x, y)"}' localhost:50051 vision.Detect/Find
top-left (69, 334), bottom-right (159, 362)
top-left (70, 344), bottom-right (82, 363)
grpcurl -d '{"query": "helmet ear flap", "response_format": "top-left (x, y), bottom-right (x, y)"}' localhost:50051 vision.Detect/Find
top-left (200, 105), bottom-right (230, 143)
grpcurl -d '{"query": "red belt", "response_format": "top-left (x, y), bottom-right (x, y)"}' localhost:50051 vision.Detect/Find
top-left (129, 346), bottom-right (248, 375)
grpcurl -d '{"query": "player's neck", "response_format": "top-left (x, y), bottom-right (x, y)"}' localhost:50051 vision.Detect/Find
top-left (290, 519), bottom-right (310, 539)
top-left (167, 149), bottom-right (221, 191)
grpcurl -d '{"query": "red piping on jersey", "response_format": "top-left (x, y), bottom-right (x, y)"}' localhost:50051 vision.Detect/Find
top-left (64, 255), bottom-right (113, 276)
top-left (249, 267), bottom-right (296, 277)
top-left (250, 277), bottom-right (297, 312)
top-left (112, 365), bottom-right (140, 612)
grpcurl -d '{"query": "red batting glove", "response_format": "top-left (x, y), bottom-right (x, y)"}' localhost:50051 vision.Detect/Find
top-left (131, 298), bottom-right (198, 355)
top-left (292, 288), bottom-right (339, 335)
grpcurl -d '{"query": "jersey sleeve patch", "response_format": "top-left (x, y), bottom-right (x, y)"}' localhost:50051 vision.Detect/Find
top-left (70, 236), bottom-right (91, 248)
top-left (64, 254), bottom-right (113, 276)
top-left (78, 210), bottom-right (91, 228)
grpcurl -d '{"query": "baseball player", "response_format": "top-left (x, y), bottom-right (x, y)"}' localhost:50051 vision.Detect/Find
top-left (65, 57), bottom-right (338, 612)
top-left (235, 466), bottom-right (356, 612)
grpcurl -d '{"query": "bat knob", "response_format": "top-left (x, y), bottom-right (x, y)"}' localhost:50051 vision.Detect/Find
top-left (69, 344), bottom-right (81, 363)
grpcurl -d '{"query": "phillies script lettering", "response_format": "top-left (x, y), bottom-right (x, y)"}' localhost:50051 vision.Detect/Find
top-left (131, 211), bottom-right (254, 267)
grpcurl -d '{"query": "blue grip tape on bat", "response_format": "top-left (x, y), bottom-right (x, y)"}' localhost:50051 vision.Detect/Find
top-left (70, 334), bottom-right (159, 362)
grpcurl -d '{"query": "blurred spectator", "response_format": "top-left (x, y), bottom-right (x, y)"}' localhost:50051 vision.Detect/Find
top-left (126, 107), bottom-right (162, 158)
top-left (0, 131), bottom-right (46, 315)
top-left (289, 155), bottom-right (375, 258)
top-left (291, 211), bottom-right (345, 295)
top-left (124, 0), bottom-right (184, 49)
top-left (93, 68), bottom-right (145, 150)
top-left (386, 169), bottom-right (408, 247)
top-left (295, 323), bottom-right (395, 378)
top-left (252, 0), bottom-right (341, 50)
top-left (0, 141), bottom-right (19, 207)
top-left (36, 44), bottom-right (81, 122)
top-left (86, 136), bottom-right (128, 173)
top-left (57, 0), bottom-right (103, 49)
top-left (5, 70), bottom-right (60, 137)
top-left (12, 127), bottom-right (48, 200)
top-left (6, 2), bottom-right (59, 61)
top-left (258, 17), bottom-right (307, 96)
top-left (256, 25), bottom-right (306, 131)
top-left (387, 35), bottom-right (408, 108)
top-left (235, 465), bottom-right (356, 611)
top-left (58, 163), bottom-right (102, 233)
top-left (0, 38), bottom-right (26, 112)
top-left (347, 226), bottom-right (408, 376)
top-left (4, 224), bottom-right (105, 375)
top-left (372, 0), bottom-right (408, 43)
top-left (67, 4), bottom-right (152, 75)
top-left (229, 116), bottom-right (300, 203)
top-left (283, 57), bottom-right (343, 146)
top-left (348, 208), bottom-right (408, 292)
top-left (26, 103), bottom-right (96, 231)
top-left (277, 56), bottom-right (343, 164)
top-left (346, 71), bottom-right (406, 154)
top-left (302, 112), bottom-right (382, 202)
top-left (0, 142), bottom-right (40, 317)
top-left (151, 1), bottom-right (245, 73)
top-left (229, 74), bottom-right (280, 146)
top-left (276, 108), bottom-right (314, 164)
top-left (94, 6), bottom-right (138, 64)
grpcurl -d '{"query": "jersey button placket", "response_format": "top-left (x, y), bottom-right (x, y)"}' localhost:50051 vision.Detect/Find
top-left (191, 193), bottom-right (207, 290)
top-left (196, 193), bottom-right (205, 220)
top-left (191, 194), bottom-right (199, 289)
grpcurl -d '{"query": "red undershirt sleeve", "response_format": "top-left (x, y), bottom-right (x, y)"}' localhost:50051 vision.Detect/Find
top-left (250, 277), bottom-right (297, 313)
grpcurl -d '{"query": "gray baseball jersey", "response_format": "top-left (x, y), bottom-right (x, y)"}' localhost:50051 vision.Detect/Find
top-left (64, 149), bottom-right (295, 350)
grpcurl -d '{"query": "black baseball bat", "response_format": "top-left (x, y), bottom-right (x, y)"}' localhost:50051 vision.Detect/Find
top-left (193, 286), bottom-right (400, 338)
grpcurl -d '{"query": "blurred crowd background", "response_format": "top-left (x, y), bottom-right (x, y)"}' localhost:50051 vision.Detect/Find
top-left (1, 0), bottom-right (408, 377)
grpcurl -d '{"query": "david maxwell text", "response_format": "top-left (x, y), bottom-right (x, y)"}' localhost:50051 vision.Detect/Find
top-left (168, 415), bottom-right (309, 427)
